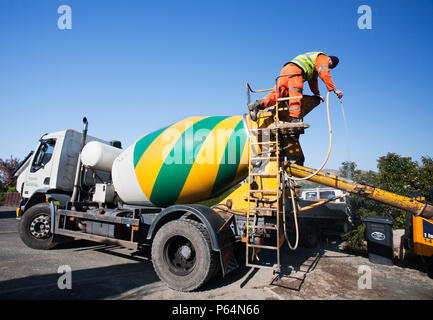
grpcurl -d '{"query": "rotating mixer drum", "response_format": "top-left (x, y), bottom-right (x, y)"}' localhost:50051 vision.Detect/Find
top-left (112, 116), bottom-right (249, 207)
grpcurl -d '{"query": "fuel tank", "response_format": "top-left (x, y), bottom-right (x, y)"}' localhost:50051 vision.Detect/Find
top-left (112, 116), bottom-right (249, 207)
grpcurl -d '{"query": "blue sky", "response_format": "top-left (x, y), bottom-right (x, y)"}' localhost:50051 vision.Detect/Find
top-left (0, 0), bottom-right (432, 171)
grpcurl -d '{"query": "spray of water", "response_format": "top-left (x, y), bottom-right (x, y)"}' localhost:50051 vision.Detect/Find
top-left (339, 99), bottom-right (352, 180)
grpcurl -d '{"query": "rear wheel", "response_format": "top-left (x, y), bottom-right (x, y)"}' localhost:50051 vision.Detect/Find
top-left (19, 203), bottom-right (58, 250)
top-left (151, 219), bottom-right (218, 292)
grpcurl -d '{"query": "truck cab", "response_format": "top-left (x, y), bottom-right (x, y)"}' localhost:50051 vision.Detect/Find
top-left (16, 129), bottom-right (109, 214)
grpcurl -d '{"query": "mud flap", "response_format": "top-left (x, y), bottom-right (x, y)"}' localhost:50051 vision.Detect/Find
top-left (219, 244), bottom-right (239, 277)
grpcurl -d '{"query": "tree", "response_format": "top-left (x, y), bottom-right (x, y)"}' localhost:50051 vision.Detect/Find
top-left (377, 153), bottom-right (419, 197)
top-left (417, 156), bottom-right (433, 199)
top-left (339, 161), bottom-right (381, 216)
top-left (0, 156), bottom-right (20, 190)
top-left (340, 161), bottom-right (377, 184)
top-left (342, 153), bottom-right (433, 252)
top-left (340, 161), bottom-right (359, 180)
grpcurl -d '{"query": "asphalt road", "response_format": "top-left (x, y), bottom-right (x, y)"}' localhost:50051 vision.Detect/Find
top-left (1, 206), bottom-right (432, 300)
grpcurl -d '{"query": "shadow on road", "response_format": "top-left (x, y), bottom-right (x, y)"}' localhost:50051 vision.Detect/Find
top-left (202, 242), bottom-right (331, 292)
top-left (210, 236), bottom-right (353, 292)
top-left (0, 259), bottom-right (160, 300)
top-left (0, 210), bottom-right (16, 219)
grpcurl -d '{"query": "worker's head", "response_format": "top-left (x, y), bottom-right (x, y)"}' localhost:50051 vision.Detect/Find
top-left (328, 56), bottom-right (339, 69)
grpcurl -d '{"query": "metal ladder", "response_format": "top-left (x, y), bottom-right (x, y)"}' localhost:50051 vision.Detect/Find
top-left (245, 83), bottom-right (287, 272)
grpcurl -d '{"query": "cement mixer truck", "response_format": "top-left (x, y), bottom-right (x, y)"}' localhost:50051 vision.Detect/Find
top-left (15, 92), bottom-right (433, 291)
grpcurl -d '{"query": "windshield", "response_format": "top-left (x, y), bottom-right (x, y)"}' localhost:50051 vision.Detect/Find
top-left (305, 192), bottom-right (317, 200)
top-left (31, 139), bottom-right (56, 172)
top-left (319, 191), bottom-right (336, 200)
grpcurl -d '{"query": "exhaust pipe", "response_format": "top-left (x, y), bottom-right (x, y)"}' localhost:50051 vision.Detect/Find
top-left (71, 117), bottom-right (88, 209)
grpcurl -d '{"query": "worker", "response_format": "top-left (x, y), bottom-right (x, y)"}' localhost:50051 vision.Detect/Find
top-left (248, 51), bottom-right (344, 122)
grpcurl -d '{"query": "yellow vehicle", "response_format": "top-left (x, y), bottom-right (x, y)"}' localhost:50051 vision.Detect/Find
top-left (411, 216), bottom-right (433, 257)
top-left (402, 194), bottom-right (433, 276)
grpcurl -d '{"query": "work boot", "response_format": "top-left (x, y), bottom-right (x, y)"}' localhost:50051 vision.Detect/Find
top-left (289, 116), bottom-right (301, 123)
top-left (248, 100), bottom-right (264, 122)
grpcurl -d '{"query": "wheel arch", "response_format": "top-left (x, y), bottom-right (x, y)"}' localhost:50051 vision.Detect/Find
top-left (22, 189), bottom-right (71, 214)
top-left (22, 189), bottom-right (48, 213)
top-left (146, 204), bottom-right (229, 252)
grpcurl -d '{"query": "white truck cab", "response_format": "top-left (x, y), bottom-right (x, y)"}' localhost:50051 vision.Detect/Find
top-left (15, 129), bottom-right (111, 213)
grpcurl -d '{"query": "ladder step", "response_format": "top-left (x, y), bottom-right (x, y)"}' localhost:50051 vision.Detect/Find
top-left (249, 190), bottom-right (278, 194)
top-left (273, 122), bottom-right (308, 129)
top-left (246, 263), bottom-right (278, 271)
top-left (249, 207), bottom-right (278, 211)
top-left (251, 225), bottom-right (277, 230)
top-left (247, 243), bottom-right (279, 250)
top-left (250, 173), bottom-right (278, 176)
top-left (277, 96), bottom-right (303, 102)
top-left (250, 141), bottom-right (278, 145)
top-left (250, 128), bottom-right (271, 132)
top-left (250, 157), bottom-right (278, 160)
top-left (251, 123), bottom-right (308, 131)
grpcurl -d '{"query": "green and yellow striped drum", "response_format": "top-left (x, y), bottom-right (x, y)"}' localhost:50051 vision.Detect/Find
top-left (112, 116), bottom-right (249, 207)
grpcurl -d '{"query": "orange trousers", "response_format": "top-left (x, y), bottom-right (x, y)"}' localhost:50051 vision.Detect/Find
top-left (261, 63), bottom-right (304, 118)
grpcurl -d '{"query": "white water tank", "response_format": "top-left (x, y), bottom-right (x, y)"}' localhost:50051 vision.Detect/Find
top-left (81, 141), bottom-right (123, 172)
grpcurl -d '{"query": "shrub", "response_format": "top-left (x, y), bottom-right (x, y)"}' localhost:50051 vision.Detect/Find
top-left (340, 154), bottom-right (433, 252)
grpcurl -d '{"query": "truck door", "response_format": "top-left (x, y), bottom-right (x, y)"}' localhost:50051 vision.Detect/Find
top-left (22, 138), bottom-right (57, 198)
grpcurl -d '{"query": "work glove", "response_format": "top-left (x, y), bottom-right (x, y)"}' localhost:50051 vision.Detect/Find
top-left (334, 89), bottom-right (343, 100)
top-left (248, 100), bottom-right (264, 122)
top-left (248, 100), bottom-right (264, 111)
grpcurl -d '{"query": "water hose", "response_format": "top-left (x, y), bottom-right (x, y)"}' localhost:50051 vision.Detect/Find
top-left (283, 91), bottom-right (335, 249)
top-left (287, 90), bottom-right (333, 181)
top-left (284, 178), bottom-right (300, 250)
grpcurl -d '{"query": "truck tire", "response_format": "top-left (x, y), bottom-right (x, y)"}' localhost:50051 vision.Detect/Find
top-left (151, 219), bottom-right (218, 292)
top-left (19, 203), bottom-right (57, 250)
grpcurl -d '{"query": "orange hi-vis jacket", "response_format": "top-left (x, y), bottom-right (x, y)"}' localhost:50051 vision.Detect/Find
top-left (261, 53), bottom-right (336, 118)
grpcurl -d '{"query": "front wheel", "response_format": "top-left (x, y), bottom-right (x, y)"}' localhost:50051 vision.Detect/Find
top-left (151, 219), bottom-right (218, 292)
top-left (19, 203), bottom-right (58, 250)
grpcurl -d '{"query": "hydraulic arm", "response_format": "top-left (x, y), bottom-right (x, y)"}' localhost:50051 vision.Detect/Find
top-left (285, 163), bottom-right (433, 219)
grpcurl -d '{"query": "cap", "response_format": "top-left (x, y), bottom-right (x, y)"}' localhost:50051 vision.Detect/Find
top-left (329, 56), bottom-right (339, 68)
